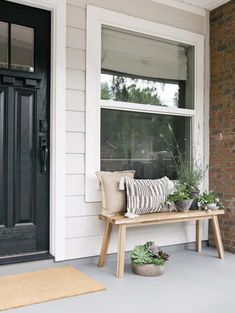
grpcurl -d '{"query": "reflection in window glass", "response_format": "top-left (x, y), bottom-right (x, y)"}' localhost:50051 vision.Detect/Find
top-left (101, 109), bottom-right (191, 179)
top-left (101, 26), bottom-right (195, 109)
top-left (11, 24), bottom-right (34, 72)
top-left (101, 73), bottom-right (181, 108)
top-left (0, 21), bottom-right (8, 69)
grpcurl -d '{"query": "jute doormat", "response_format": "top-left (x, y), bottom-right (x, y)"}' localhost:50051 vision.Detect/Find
top-left (0, 266), bottom-right (105, 311)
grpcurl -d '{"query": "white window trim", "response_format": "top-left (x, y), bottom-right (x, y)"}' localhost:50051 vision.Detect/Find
top-left (101, 100), bottom-right (196, 117)
top-left (86, 5), bottom-right (205, 202)
top-left (8, 0), bottom-right (66, 261)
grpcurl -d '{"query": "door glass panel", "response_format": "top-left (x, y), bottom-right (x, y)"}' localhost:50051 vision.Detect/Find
top-left (0, 21), bottom-right (8, 69)
top-left (11, 24), bottom-right (34, 72)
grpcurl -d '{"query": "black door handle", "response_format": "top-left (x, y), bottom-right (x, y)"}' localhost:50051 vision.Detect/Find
top-left (40, 146), bottom-right (48, 174)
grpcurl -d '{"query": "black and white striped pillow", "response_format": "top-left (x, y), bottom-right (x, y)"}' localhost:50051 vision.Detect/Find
top-left (121, 176), bottom-right (173, 216)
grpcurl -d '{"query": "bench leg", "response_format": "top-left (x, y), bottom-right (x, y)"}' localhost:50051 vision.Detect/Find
top-left (98, 222), bottom-right (113, 268)
top-left (211, 215), bottom-right (224, 259)
top-left (116, 225), bottom-right (126, 279)
top-left (196, 220), bottom-right (202, 252)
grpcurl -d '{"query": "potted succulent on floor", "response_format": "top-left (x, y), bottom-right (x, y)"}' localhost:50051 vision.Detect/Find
top-left (131, 241), bottom-right (169, 277)
top-left (198, 191), bottom-right (224, 211)
top-left (166, 183), bottom-right (194, 212)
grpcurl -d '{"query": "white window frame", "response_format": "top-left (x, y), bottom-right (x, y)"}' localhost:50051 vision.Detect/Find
top-left (86, 5), bottom-right (205, 202)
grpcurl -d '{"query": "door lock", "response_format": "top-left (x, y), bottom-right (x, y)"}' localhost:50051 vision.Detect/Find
top-left (40, 120), bottom-right (48, 133)
top-left (40, 137), bottom-right (48, 175)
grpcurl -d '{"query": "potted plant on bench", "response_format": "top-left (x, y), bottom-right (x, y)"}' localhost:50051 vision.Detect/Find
top-left (161, 124), bottom-right (208, 209)
top-left (131, 241), bottom-right (169, 277)
top-left (166, 183), bottom-right (194, 212)
top-left (198, 191), bottom-right (224, 211)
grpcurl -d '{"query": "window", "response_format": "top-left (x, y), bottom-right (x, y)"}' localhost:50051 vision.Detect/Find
top-left (100, 26), bottom-right (194, 179)
top-left (86, 6), bottom-right (204, 202)
top-left (0, 21), bottom-right (8, 69)
top-left (101, 72), bottom-right (184, 108)
top-left (11, 24), bottom-right (34, 72)
top-left (101, 26), bottom-right (194, 109)
top-left (0, 22), bottom-right (34, 72)
top-left (101, 109), bottom-right (190, 179)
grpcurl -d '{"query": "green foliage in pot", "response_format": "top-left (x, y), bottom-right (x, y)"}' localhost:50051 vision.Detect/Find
top-left (176, 161), bottom-right (207, 194)
top-left (160, 124), bottom-right (208, 192)
top-left (198, 191), bottom-right (224, 210)
top-left (166, 183), bottom-right (193, 202)
top-left (131, 242), bottom-right (169, 266)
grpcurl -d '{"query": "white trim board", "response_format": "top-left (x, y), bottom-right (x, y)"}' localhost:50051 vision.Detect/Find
top-left (206, 0), bottom-right (231, 10)
top-left (85, 6), bottom-right (205, 202)
top-left (151, 0), bottom-right (206, 16)
top-left (101, 101), bottom-right (196, 117)
top-left (152, 0), bottom-right (230, 14)
top-left (7, 0), bottom-right (66, 261)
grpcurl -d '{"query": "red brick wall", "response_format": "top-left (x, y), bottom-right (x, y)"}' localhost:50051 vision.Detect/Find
top-left (209, 0), bottom-right (235, 252)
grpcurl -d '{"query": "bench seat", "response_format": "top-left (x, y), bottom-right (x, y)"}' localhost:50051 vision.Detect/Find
top-left (98, 210), bottom-right (225, 278)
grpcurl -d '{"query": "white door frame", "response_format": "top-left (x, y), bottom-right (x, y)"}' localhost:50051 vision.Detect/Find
top-left (7, 0), bottom-right (66, 261)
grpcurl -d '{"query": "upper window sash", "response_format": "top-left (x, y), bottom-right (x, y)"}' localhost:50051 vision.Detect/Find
top-left (101, 27), bottom-right (195, 110)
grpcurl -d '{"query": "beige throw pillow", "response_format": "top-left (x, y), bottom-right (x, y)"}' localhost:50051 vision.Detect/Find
top-left (96, 171), bottom-right (135, 215)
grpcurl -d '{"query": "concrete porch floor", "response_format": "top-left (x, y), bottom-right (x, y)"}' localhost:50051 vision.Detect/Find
top-left (1, 246), bottom-right (235, 313)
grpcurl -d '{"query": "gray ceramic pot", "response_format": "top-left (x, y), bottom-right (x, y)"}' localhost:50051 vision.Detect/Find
top-left (132, 263), bottom-right (166, 277)
top-left (174, 199), bottom-right (194, 212)
top-left (190, 188), bottom-right (200, 210)
top-left (206, 203), bottom-right (218, 210)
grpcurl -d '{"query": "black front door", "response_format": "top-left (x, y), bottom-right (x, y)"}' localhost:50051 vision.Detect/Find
top-left (0, 1), bottom-right (50, 258)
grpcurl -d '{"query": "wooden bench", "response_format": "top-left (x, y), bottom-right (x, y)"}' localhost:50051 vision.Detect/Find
top-left (98, 210), bottom-right (225, 278)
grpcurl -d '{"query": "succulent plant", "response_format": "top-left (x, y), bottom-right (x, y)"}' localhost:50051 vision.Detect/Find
top-left (150, 257), bottom-right (165, 266)
top-left (147, 242), bottom-right (160, 256)
top-left (158, 250), bottom-right (169, 261)
top-left (131, 245), bottom-right (152, 264)
top-left (131, 242), bottom-right (170, 266)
